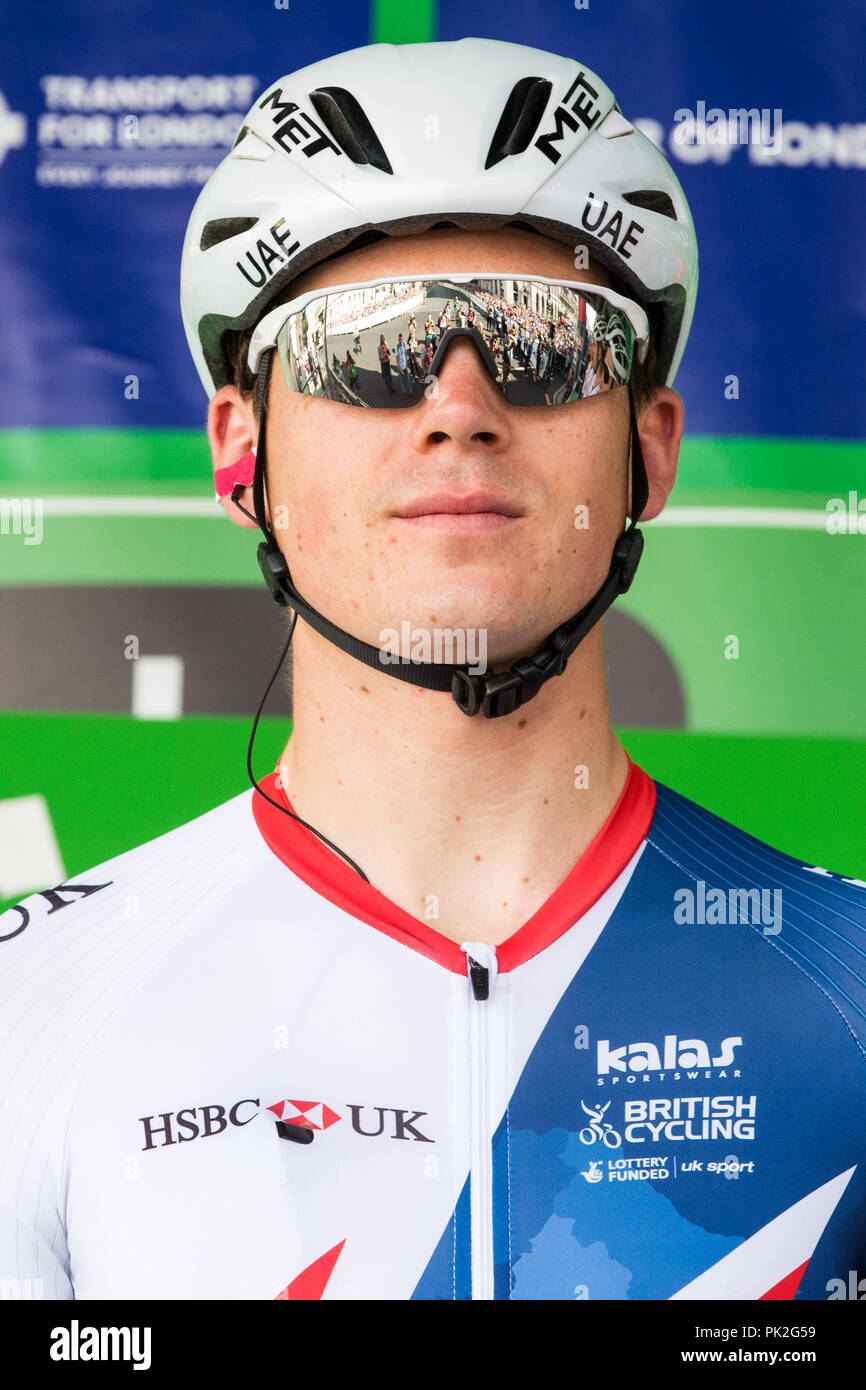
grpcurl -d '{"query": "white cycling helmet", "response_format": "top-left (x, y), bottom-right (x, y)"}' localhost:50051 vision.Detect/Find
top-left (180, 37), bottom-right (698, 398)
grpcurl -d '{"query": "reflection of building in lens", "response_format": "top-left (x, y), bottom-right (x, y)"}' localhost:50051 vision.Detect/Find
top-left (324, 280), bottom-right (427, 332)
top-left (284, 298), bottom-right (330, 396)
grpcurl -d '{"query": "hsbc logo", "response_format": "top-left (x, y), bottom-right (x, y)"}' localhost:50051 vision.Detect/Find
top-left (269, 1098), bottom-right (341, 1132)
top-left (139, 1096), bottom-right (433, 1150)
top-left (139, 1099), bottom-right (260, 1149)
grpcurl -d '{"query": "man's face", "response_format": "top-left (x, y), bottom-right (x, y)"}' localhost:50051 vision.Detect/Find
top-left (260, 226), bottom-right (632, 668)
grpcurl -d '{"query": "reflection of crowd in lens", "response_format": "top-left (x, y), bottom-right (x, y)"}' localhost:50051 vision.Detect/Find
top-left (472, 288), bottom-right (624, 398)
top-left (288, 281), bottom-right (628, 403)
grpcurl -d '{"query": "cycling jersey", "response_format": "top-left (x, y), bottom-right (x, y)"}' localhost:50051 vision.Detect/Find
top-left (1, 757), bottom-right (864, 1301)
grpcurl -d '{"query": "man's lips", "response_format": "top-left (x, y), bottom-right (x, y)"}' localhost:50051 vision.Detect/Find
top-left (391, 492), bottom-right (523, 533)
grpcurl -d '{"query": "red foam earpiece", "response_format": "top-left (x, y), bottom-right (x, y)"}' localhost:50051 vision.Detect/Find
top-left (215, 449), bottom-right (256, 499)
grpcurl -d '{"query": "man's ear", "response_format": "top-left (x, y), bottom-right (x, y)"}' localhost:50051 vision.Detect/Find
top-left (207, 385), bottom-right (260, 530)
top-left (630, 387), bottom-right (683, 523)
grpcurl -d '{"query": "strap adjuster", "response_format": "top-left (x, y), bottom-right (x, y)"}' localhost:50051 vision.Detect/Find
top-left (257, 539), bottom-right (291, 606)
top-left (614, 528), bottom-right (644, 593)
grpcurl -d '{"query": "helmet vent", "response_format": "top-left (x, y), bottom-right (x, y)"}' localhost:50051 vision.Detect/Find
top-left (200, 217), bottom-right (258, 252)
top-left (485, 76), bottom-right (553, 169)
top-left (308, 86), bottom-right (393, 173)
top-left (622, 189), bottom-right (677, 220)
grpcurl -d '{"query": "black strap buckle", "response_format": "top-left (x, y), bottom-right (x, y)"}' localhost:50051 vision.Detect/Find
top-left (450, 630), bottom-right (575, 719)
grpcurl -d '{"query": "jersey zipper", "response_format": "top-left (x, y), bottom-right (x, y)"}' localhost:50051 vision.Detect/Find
top-left (461, 940), bottom-right (499, 1301)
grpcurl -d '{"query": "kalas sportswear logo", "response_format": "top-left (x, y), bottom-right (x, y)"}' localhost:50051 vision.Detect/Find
top-left (139, 1095), bottom-right (433, 1149)
top-left (597, 1033), bottom-right (743, 1077)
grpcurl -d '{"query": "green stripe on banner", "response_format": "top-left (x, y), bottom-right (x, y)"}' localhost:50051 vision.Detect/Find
top-left (1, 429), bottom-right (863, 494)
top-left (0, 512), bottom-right (257, 585)
top-left (0, 716), bottom-right (863, 916)
top-left (0, 430), bottom-right (212, 490)
top-left (676, 435), bottom-right (866, 494)
top-left (371, 0), bottom-right (437, 43)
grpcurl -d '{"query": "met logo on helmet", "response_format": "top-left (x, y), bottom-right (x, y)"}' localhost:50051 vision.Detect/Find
top-left (257, 88), bottom-right (341, 160)
top-left (534, 71), bottom-right (603, 164)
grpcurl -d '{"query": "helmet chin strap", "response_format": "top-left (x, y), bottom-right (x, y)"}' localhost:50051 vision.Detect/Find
top-left (235, 344), bottom-right (649, 719)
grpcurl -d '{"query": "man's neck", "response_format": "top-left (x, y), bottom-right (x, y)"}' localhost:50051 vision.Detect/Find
top-left (278, 623), bottom-right (628, 947)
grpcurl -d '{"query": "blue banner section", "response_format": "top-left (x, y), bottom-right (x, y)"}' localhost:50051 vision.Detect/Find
top-left (1, 0), bottom-right (864, 437)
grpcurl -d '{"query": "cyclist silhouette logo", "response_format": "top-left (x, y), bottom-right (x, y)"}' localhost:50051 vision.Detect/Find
top-left (578, 1100), bottom-right (622, 1148)
top-left (581, 1160), bottom-right (604, 1183)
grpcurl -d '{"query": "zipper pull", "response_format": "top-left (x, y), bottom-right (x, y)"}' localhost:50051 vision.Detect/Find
top-left (460, 941), bottom-right (498, 1002)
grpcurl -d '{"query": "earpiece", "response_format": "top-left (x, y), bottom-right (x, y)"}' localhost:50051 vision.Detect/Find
top-left (215, 447), bottom-right (257, 500)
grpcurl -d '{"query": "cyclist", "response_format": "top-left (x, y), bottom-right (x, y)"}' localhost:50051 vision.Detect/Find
top-left (1, 37), bottom-right (863, 1303)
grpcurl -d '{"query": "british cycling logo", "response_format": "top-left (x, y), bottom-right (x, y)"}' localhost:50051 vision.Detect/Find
top-left (138, 1095), bottom-right (434, 1149)
top-left (579, 1100), bottom-right (622, 1147)
top-left (579, 1093), bottom-right (757, 1147)
top-left (594, 1031), bottom-right (743, 1086)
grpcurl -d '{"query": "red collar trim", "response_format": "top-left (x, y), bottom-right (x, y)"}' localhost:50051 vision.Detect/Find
top-left (251, 757), bottom-right (655, 975)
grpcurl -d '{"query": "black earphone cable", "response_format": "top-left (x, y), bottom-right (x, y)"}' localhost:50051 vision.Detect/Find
top-left (237, 347), bottom-right (372, 883)
top-left (244, 604), bottom-right (372, 882)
